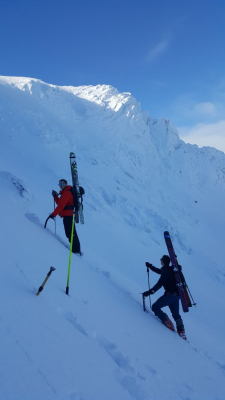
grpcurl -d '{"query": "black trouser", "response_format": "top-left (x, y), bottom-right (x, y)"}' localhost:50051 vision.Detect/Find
top-left (63, 216), bottom-right (81, 253)
top-left (152, 293), bottom-right (184, 331)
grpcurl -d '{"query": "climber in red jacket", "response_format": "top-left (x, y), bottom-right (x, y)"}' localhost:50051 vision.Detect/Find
top-left (49, 179), bottom-right (81, 254)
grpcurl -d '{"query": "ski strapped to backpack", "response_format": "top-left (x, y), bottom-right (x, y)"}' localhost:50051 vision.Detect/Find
top-left (175, 258), bottom-right (196, 307)
top-left (164, 231), bottom-right (189, 313)
top-left (70, 152), bottom-right (84, 224)
top-left (66, 152), bottom-right (84, 295)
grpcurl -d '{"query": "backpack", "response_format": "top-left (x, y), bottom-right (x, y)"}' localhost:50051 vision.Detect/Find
top-left (71, 186), bottom-right (85, 223)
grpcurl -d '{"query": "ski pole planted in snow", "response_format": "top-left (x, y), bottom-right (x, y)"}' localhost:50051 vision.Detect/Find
top-left (36, 267), bottom-right (56, 296)
top-left (142, 293), bottom-right (148, 313)
top-left (147, 267), bottom-right (152, 310)
top-left (54, 199), bottom-right (56, 235)
top-left (66, 212), bottom-right (75, 295)
top-left (186, 284), bottom-right (197, 306)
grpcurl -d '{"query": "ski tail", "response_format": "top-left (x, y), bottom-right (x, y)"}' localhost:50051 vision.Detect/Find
top-left (184, 287), bottom-right (192, 307)
top-left (164, 231), bottom-right (189, 313)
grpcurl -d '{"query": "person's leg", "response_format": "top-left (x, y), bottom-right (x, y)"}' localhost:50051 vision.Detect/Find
top-left (152, 294), bottom-right (170, 323)
top-left (152, 294), bottom-right (177, 331)
top-left (72, 226), bottom-right (81, 253)
top-left (168, 296), bottom-right (185, 331)
top-left (63, 216), bottom-right (72, 240)
top-left (63, 216), bottom-right (81, 253)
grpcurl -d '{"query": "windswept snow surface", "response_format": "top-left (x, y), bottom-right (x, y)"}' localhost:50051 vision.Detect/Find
top-left (0, 76), bottom-right (225, 400)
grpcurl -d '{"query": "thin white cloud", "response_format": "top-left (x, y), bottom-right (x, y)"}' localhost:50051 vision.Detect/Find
top-left (172, 97), bottom-right (225, 123)
top-left (146, 39), bottom-right (170, 63)
top-left (193, 102), bottom-right (217, 117)
top-left (179, 120), bottom-right (225, 153)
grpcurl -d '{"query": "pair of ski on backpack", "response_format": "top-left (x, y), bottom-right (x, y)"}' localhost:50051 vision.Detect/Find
top-left (70, 152), bottom-right (85, 225)
top-left (164, 231), bottom-right (196, 313)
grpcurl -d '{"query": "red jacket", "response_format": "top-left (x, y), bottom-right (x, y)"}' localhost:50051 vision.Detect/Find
top-left (52, 186), bottom-right (74, 217)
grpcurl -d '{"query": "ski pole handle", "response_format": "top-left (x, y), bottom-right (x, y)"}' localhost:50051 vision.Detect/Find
top-left (44, 215), bottom-right (55, 229)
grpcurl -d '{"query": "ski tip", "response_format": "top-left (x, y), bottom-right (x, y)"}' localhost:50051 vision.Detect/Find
top-left (164, 231), bottom-right (169, 236)
top-left (70, 152), bottom-right (75, 157)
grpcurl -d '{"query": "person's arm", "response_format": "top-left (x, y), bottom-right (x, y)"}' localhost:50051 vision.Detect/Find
top-left (146, 262), bottom-right (162, 275)
top-left (151, 269), bottom-right (168, 293)
top-left (52, 190), bottom-right (60, 205)
top-left (54, 195), bottom-right (60, 205)
top-left (150, 265), bottom-right (162, 275)
top-left (52, 191), bottom-right (71, 217)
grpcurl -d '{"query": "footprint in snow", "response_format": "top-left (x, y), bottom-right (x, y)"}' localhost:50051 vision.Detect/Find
top-left (98, 337), bottom-right (147, 400)
top-left (98, 337), bottom-right (135, 374)
top-left (145, 364), bottom-right (157, 375)
top-left (64, 312), bottom-right (88, 337)
top-left (68, 393), bottom-right (85, 400)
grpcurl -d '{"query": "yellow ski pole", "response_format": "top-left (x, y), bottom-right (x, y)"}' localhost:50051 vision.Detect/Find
top-left (66, 213), bottom-right (75, 295)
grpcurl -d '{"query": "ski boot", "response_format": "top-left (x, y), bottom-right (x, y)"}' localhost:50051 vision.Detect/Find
top-left (162, 317), bottom-right (175, 332)
top-left (177, 330), bottom-right (187, 341)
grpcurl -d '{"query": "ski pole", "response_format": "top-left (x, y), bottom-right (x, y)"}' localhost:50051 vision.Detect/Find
top-left (54, 199), bottom-right (56, 235)
top-left (141, 293), bottom-right (148, 313)
top-left (36, 266), bottom-right (56, 296)
top-left (186, 284), bottom-right (197, 306)
top-left (147, 267), bottom-right (152, 310)
top-left (66, 213), bottom-right (75, 295)
top-left (139, 293), bottom-right (148, 313)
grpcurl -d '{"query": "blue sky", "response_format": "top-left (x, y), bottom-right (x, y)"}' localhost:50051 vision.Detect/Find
top-left (1, 0), bottom-right (225, 151)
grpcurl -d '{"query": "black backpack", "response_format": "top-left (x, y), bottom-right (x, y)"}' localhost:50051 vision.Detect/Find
top-left (71, 186), bottom-right (85, 223)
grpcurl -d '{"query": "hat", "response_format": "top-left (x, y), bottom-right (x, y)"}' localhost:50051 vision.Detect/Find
top-left (160, 255), bottom-right (171, 266)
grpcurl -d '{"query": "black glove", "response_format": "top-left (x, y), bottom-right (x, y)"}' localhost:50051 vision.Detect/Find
top-left (143, 289), bottom-right (155, 297)
top-left (52, 190), bottom-right (58, 197)
top-left (49, 214), bottom-right (55, 220)
top-left (146, 262), bottom-right (153, 269)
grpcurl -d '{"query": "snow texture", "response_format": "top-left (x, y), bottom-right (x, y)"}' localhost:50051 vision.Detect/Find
top-left (0, 76), bottom-right (225, 400)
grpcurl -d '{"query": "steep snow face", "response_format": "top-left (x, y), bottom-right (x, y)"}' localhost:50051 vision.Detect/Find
top-left (148, 118), bottom-right (181, 154)
top-left (0, 76), bottom-right (225, 400)
top-left (1, 75), bottom-right (225, 267)
top-left (1, 75), bottom-right (225, 278)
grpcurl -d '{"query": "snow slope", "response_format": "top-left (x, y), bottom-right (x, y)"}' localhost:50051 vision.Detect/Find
top-left (0, 76), bottom-right (225, 400)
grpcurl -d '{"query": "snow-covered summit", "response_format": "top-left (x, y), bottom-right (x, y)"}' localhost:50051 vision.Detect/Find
top-left (0, 76), bottom-right (225, 400)
top-left (63, 84), bottom-right (135, 111)
top-left (0, 76), bottom-right (140, 113)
